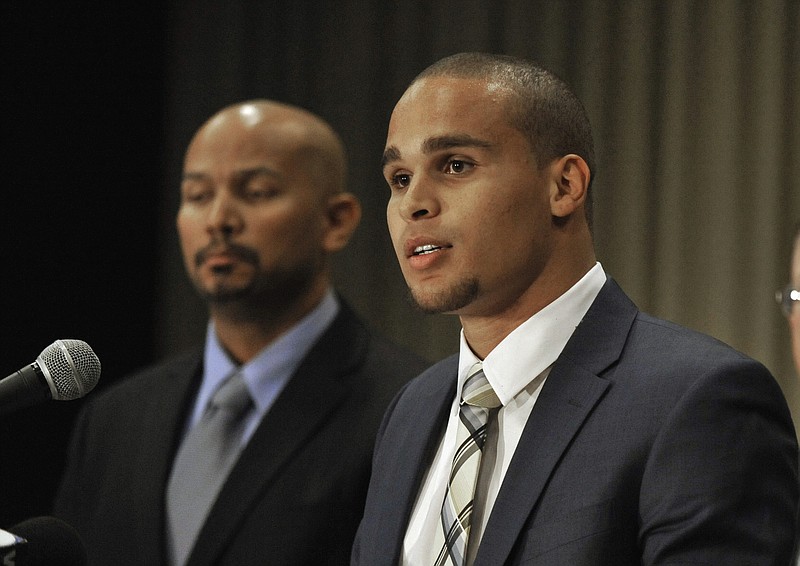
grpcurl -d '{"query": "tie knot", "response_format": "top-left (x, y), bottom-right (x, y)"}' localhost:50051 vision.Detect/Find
top-left (462, 362), bottom-right (501, 409)
top-left (211, 372), bottom-right (252, 416)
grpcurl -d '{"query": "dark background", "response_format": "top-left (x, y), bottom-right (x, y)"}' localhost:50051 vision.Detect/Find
top-left (2, 0), bottom-right (798, 528)
top-left (1, 3), bottom-right (165, 525)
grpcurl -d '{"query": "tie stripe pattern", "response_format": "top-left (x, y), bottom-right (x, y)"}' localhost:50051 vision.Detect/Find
top-left (435, 362), bottom-right (501, 566)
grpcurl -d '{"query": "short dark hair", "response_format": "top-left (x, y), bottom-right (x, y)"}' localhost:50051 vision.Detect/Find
top-left (413, 52), bottom-right (596, 226)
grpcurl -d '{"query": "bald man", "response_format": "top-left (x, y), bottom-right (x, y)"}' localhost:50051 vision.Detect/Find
top-left (53, 100), bottom-right (427, 566)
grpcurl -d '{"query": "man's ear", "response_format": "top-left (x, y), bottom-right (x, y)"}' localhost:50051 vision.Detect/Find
top-left (323, 192), bottom-right (362, 252)
top-left (550, 154), bottom-right (590, 218)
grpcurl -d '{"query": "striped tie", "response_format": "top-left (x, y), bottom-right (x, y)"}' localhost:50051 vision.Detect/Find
top-left (435, 362), bottom-right (501, 566)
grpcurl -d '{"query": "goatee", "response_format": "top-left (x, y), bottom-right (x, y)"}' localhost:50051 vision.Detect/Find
top-left (407, 277), bottom-right (479, 314)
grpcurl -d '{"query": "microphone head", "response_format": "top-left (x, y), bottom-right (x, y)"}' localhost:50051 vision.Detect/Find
top-left (36, 340), bottom-right (101, 401)
top-left (9, 516), bottom-right (87, 566)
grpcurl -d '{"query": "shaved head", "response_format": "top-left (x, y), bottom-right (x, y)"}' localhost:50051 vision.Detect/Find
top-left (188, 99), bottom-right (348, 199)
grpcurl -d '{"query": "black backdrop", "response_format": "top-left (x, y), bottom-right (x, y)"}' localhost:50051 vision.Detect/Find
top-left (1, 4), bottom-right (166, 526)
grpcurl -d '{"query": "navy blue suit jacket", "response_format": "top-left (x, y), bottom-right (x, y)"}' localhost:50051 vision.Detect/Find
top-left (353, 279), bottom-right (798, 565)
top-left (53, 301), bottom-right (428, 566)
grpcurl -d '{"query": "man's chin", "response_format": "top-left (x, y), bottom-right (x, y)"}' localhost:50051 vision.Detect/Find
top-left (408, 279), bottom-right (479, 315)
top-left (198, 282), bottom-right (252, 304)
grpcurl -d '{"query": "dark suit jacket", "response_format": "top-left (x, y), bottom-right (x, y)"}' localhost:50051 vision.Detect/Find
top-left (53, 302), bottom-right (428, 566)
top-left (352, 279), bottom-right (799, 565)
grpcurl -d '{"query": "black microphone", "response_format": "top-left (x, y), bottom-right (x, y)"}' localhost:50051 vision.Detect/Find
top-left (0, 340), bottom-right (101, 416)
top-left (1, 516), bottom-right (87, 565)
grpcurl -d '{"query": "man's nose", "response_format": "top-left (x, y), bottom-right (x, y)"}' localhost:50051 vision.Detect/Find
top-left (399, 174), bottom-right (440, 221)
top-left (206, 193), bottom-right (243, 236)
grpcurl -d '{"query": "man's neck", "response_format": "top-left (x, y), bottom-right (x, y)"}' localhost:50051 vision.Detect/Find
top-left (461, 255), bottom-right (597, 359)
top-left (210, 287), bottom-right (328, 363)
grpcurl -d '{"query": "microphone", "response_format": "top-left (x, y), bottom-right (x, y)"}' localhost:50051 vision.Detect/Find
top-left (1, 516), bottom-right (87, 565)
top-left (0, 340), bottom-right (101, 416)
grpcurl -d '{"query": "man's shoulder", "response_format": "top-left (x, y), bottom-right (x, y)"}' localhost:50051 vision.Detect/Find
top-left (328, 298), bottom-right (430, 377)
top-left (595, 277), bottom-right (763, 369)
top-left (88, 348), bottom-right (202, 408)
top-left (342, 329), bottom-right (430, 408)
top-left (630, 311), bottom-right (757, 365)
top-left (362, 330), bottom-right (430, 370)
top-left (384, 354), bottom-right (457, 407)
top-left (612, 311), bottom-right (784, 406)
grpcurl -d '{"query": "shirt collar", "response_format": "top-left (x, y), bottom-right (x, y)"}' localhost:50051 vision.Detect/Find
top-left (457, 263), bottom-right (606, 406)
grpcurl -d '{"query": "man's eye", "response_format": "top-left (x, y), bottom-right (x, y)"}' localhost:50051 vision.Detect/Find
top-left (246, 185), bottom-right (280, 199)
top-left (182, 188), bottom-right (212, 203)
top-left (445, 159), bottom-right (472, 174)
top-left (390, 173), bottom-right (411, 189)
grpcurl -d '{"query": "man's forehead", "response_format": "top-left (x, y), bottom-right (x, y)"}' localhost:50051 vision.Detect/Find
top-left (382, 77), bottom-right (519, 158)
top-left (390, 77), bottom-right (514, 135)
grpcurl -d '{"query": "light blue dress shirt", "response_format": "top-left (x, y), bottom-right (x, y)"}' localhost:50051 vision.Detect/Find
top-left (182, 289), bottom-right (340, 446)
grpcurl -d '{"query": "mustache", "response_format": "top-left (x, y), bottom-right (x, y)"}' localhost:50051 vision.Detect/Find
top-left (194, 241), bottom-right (259, 267)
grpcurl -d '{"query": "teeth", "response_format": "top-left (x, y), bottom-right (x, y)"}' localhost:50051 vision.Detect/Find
top-left (414, 244), bottom-right (440, 255)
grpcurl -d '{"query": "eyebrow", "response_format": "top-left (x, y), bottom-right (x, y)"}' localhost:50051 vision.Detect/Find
top-left (182, 166), bottom-right (283, 183)
top-left (381, 146), bottom-right (401, 169)
top-left (381, 134), bottom-right (494, 169)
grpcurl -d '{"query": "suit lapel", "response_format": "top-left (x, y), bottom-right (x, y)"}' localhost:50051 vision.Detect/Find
top-left (186, 305), bottom-right (368, 566)
top-left (474, 279), bottom-right (638, 565)
top-left (378, 357), bottom-right (458, 563)
top-left (131, 351), bottom-right (202, 566)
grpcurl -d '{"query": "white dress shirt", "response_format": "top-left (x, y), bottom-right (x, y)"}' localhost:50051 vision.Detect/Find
top-left (401, 263), bottom-right (607, 565)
